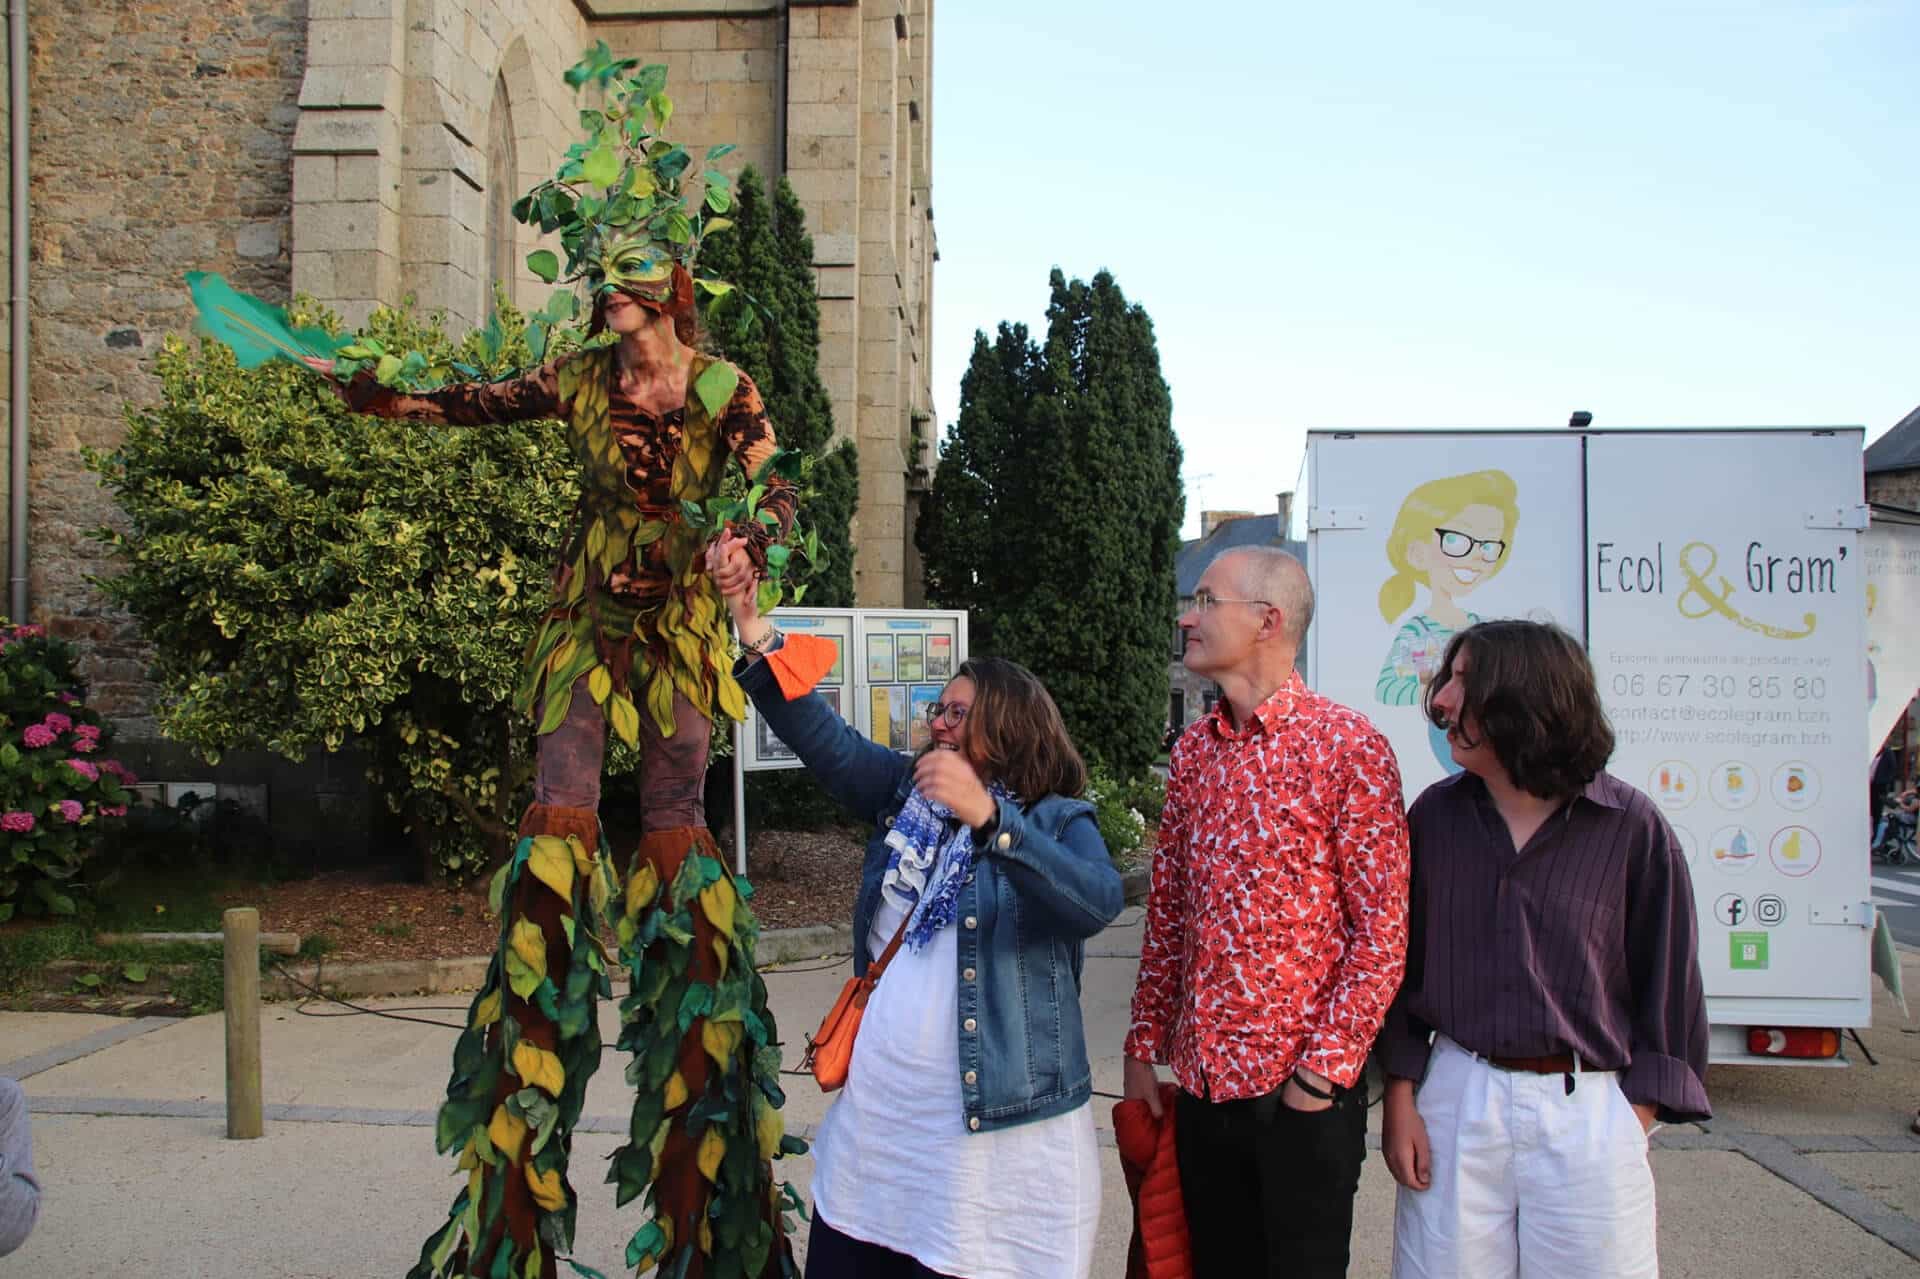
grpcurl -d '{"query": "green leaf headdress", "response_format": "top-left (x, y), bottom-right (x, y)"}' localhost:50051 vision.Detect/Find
top-left (515, 44), bottom-right (738, 318)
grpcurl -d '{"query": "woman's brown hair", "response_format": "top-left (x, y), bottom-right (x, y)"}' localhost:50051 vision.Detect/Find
top-left (1423, 618), bottom-right (1615, 800)
top-left (946, 656), bottom-right (1087, 804)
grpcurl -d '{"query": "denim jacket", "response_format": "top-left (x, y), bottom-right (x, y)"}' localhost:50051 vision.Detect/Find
top-left (736, 655), bottom-right (1125, 1132)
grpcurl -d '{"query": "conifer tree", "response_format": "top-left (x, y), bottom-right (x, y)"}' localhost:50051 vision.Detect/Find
top-left (698, 168), bottom-right (858, 607)
top-left (918, 270), bottom-right (1183, 772)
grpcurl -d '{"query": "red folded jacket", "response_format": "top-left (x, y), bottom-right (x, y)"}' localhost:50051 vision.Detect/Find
top-left (1112, 1083), bottom-right (1192, 1279)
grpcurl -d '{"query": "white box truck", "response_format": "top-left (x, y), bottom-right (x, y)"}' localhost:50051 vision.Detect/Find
top-left (1305, 426), bottom-right (1874, 1065)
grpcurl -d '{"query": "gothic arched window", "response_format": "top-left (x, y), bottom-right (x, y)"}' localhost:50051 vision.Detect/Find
top-left (483, 75), bottom-right (517, 320)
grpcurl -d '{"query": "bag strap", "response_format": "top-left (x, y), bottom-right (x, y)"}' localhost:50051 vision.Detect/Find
top-left (864, 910), bottom-right (914, 984)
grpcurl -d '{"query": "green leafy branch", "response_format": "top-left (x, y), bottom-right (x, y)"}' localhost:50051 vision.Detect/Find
top-left (675, 448), bottom-right (821, 608)
top-left (515, 44), bottom-right (738, 295)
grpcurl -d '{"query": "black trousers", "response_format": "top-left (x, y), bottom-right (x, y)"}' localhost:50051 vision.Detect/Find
top-left (805, 1212), bottom-right (959, 1279)
top-left (1174, 1082), bottom-right (1369, 1279)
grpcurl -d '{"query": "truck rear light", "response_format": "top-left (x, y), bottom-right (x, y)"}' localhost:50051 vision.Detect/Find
top-left (1747, 1027), bottom-right (1840, 1059)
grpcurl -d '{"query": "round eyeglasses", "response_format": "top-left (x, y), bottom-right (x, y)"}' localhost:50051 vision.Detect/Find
top-left (1434, 528), bottom-right (1506, 563)
top-left (924, 701), bottom-right (969, 726)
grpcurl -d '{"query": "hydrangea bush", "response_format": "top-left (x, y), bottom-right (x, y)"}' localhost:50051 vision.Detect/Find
top-left (0, 621), bottom-right (134, 920)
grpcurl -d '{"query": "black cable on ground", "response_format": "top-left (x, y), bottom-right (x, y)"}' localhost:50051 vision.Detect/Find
top-left (272, 959), bottom-right (1384, 1106)
top-left (272, 959), bottom-right (468, 1031)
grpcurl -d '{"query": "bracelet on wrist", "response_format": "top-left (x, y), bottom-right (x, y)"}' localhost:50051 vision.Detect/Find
top-left (739, 626), bottom-right (781, 659)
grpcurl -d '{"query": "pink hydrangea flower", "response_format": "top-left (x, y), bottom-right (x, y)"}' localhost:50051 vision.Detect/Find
top-left (0, 810), bottom-right (33, 833)
top-left (54, 799), bottom-right (83, 823)
top-left (42, 712), bottom-right (72, 734)
top-left (98, 804), bottom-right (128, 819)
top-left (99, 760), bottom-right (137, 785)
top-left (73, 737), bottom-right (98, 753)
top-left (74, 723), bottom-right (101, 741)
top-left (63, 758), bottom-right (100, 782)
top-left (21, 724), bottom-right (56, 749)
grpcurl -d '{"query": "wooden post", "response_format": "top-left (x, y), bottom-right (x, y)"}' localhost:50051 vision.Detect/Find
top-left (222, 906), bottom-right (263, 1139)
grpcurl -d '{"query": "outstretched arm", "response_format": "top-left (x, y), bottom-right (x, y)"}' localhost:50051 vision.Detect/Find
top-left (304, 356), bottom-right (567, 426)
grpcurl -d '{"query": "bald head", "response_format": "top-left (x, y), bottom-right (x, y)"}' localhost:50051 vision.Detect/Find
top-left (1224, 547), bottom-right (1314, 647)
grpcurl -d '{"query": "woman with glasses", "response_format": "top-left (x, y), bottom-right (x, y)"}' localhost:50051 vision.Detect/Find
top-left (1374, 470), bottom-right (1521, 770)
top-left (705, 534), bottom-right (1124, 1279)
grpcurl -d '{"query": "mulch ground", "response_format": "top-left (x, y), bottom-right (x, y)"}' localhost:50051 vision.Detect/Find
top-left (227, 823), bottom-right (871, 963)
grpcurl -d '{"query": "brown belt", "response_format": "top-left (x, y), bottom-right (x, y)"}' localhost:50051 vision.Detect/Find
top-left (1486, 1052), bottom-right (1582, 1074)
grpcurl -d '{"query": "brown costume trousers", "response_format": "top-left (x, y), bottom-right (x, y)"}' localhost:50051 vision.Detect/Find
top-left (531, 672), bottom-right (711, 829)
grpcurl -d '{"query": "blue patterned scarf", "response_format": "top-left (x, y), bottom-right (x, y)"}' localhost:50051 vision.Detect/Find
top-left (880, 779), bottom-right (1016, 951)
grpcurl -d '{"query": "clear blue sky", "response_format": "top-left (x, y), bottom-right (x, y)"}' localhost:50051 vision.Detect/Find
top-left (929, 2), bottom-right (1919, 537)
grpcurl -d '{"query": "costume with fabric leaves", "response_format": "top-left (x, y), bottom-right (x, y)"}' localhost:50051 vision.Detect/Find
top-left (189, 45), bottom-right (810, 1279)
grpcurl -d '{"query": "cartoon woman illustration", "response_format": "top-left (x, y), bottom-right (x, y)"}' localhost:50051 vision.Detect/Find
top-left (1376, 470), bottom-right (1520, 769)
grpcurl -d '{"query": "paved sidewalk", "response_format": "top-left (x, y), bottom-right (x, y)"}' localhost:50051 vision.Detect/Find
top-left (4, 911), bottom-right (1918, 1276)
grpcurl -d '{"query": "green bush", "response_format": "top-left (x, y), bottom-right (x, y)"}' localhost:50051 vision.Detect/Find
top-left (88, 296), bottom-right (577, 881)
top-left (1119, 769), bottom-right (1167, 824)
top-left (1086, 762), bottom-right (1149, 866)
top-left (0, 620), bottom-right (135, 920)
top-left (92, 279), bottom-right (858, 881)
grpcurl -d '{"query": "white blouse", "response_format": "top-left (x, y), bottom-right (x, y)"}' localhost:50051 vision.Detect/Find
top-left (807, 843), bottom-right (1101, 1278)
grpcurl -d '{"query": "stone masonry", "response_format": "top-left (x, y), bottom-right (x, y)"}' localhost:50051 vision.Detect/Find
top-left (7, 0), bottom-right (935, 718)
top-left (20, 1), bottom-right (308, 723)
top-left (288, 0), bottom-right (936, 604)
top-left (3, 0), bottom-right (935, 856)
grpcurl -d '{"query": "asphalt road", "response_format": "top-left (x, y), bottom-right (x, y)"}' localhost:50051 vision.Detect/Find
top-left (1874, 860), bottom-right (1920, 948)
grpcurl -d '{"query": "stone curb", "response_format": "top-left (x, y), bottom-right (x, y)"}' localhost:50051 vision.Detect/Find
top-left (264, 921), bottom-right (862, 1001)
top-left (262, 882), bottom-right (1147, 1002)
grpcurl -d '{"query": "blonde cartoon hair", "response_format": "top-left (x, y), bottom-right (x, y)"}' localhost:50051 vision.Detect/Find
top-left (1377, 469), bottom-right (1520, 622)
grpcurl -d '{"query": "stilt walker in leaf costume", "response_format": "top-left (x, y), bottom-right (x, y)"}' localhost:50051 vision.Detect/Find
top-left (190, 44), bottom-right (812, 1279)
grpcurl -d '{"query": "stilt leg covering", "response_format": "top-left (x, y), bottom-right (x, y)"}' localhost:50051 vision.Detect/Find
top-left (608, 826), bottom-right (807, 1279)
top-left (519, 802), bottom-right (600, 847)
top-left (408, 805), bottom-right (617, 1279)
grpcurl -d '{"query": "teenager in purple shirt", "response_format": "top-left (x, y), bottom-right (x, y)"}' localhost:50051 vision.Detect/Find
top-left (1379, 619), bottom-right (1708, 1279)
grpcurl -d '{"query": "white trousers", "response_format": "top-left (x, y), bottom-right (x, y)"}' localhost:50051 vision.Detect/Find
top-left (1391, 1035), bottom-right (1659, 1279)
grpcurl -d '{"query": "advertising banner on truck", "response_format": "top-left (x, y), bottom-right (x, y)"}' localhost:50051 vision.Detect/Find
top-left (1308, 428), bottom-right (1871, 1042)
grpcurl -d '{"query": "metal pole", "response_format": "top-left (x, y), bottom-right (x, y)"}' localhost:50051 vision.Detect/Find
top-left (222, 907), bottom-right (263, 1139)
top-left (8, 0), bottom-right (31, 622)
top-left (732, 718), bottom-right (748, 877)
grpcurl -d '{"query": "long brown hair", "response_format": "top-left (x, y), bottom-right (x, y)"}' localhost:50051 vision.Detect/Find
top-left (942, 656), bottom-right (1088, 804)
top-left (1424, 619), bottom-right (1615, 800)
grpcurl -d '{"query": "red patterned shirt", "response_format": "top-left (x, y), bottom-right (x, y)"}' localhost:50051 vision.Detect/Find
top-left (1126, 671), bottom-right (1410, 1098)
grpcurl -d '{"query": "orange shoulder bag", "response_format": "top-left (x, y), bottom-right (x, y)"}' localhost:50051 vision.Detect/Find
top-left (801, 913), bottom-right (913, 1091)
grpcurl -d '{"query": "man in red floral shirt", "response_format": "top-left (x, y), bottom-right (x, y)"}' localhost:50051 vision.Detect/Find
top-left (1125, 546), bottom-right (1410, 1278)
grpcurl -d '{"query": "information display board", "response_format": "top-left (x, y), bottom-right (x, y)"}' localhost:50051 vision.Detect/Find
top-left (739, 607), bottom-right (969, 771)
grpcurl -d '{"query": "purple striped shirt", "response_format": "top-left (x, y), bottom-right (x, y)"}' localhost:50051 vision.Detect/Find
top-left (1378, 770), bottom-right (1712, 1123)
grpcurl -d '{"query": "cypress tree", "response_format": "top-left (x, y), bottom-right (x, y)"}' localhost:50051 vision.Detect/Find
top-left (698, 167), bottom-right (858, 607)
top-left (918, 269), bottom-right (1183, 772)
top-left (916, 322), bottom-right (1046, 651)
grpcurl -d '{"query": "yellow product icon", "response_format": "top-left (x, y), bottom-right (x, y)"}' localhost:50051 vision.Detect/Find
top-left (1781, 830), bottom-right (1803, 861)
